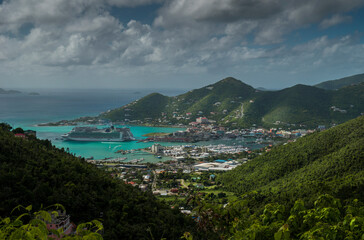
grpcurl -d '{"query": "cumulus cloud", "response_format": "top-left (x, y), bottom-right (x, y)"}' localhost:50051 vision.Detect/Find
top-left (0, 0), bottom-right (363, 88)
top-left (106, 0), bottom-right (164, 7)
top-left (0, 0), bottom-right (102, 32)
top-left (273, 34), bottom-right (364, 72)
top-left (154, 0), bottom-right (281, 27)
top-left (155, 0), bottom-right (364, 44)
top-left (320, 14), bottom-right (352, 29)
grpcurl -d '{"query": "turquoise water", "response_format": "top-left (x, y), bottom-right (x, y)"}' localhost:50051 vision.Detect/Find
top-left (1, 88), bottom-right (187, 162)
top-left (1, 88), bottom-right (264, 162)
top-left (26, 124), bottom-right (184, 161)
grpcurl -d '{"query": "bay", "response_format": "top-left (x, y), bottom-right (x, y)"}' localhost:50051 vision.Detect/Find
top-left (0, 88), bottom-right (264, 162)
top-left (0, 88), bottom-right (186, 161)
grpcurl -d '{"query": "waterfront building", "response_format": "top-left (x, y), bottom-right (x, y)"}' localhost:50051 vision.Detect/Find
top-left (151, 143), bottom-right (163, 153)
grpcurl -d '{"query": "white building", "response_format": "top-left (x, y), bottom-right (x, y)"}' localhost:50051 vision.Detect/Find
top-left (151, 143), bottom-right (163, 153)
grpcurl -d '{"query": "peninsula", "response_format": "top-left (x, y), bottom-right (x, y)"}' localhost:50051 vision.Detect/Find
top-left (0, 88), bottom-right (21, 94)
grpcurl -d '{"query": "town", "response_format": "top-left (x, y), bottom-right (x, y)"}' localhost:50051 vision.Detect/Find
top-left (79, 114), bottom-right (323, 215)
top-left (139, 116), bottom-right (315, 143)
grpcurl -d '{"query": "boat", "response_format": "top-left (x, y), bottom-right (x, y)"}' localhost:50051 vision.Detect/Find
top-left (128, 158), bottom-right (144, 163)
top-left (61, 126), bottom-right (135, 142)
top-left (255, 137), bottom-right (264, 144)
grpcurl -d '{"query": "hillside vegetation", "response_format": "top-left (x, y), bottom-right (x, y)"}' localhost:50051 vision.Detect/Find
top-left (185, 116), bottom-right (364, 239)
top-left (315, 73), bottom-right (364, 90)
top-left (103, 92), bottom-right (170, 121)
top-left (100, 77), bottom-right (256, 124)
top-left (167, 117), bottom-right (364, 239)
top-left (218, 116), bottom-right (364, 208)
top-left (98, 76), bottom-right (364, 128)
top-left (0, 124), bottom-right (196, 239)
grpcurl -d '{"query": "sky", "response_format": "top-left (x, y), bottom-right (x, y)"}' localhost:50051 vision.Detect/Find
top-left (1, 0), bottom-right (364, 90)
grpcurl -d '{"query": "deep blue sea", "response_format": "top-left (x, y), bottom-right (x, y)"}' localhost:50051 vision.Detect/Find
top-left (0, 88), bottom-right (184, 126)
top-left (0, 88), bottom-right (264, 162)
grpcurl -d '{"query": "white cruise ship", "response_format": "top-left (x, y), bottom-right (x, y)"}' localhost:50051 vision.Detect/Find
top-left (61, 126), bottom-right (135, 142)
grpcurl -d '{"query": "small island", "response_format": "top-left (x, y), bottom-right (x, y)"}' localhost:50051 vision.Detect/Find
top-left (0, 88), bottom-right (21, 94)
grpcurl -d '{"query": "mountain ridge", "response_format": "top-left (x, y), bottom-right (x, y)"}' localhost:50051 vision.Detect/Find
top-left (315, 73), bottom-right (364, 90)
top-left (98, 75), bottom-right (363, 128)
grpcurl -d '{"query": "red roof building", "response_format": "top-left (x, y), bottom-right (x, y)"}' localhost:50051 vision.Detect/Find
top-left (14, 133), bottom-right (26, 138)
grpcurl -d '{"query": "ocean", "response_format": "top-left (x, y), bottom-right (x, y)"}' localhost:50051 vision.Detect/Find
top-left (0, 88), bottom-right (184, 126)
top-left (0, 88), bottom-right (264, 162)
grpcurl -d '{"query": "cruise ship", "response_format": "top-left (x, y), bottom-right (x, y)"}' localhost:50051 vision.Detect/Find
top-left (61, 126), bottom-right (135, 142)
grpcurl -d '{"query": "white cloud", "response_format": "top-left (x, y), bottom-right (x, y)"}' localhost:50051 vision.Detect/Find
top-left (49, 34), bottom-right (93, 65)
top-left (320, 14), bottom-right (352, 29)
top-left (106, 0), bottom-right (163, 7)
top-left (65, 14), bottom-right (122, 34)
top-left (0, 0), bottom-right (363, 88)
top-left (155, 0), bottom-right (364, 45)
top-left (0, 0), bottom-right (102, 32)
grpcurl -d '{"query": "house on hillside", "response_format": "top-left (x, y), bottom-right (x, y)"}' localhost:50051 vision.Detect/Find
top-left (14, 133), bottom-right (26, 138)
top-left (196, 117), bottom-right (209, 124)
top-left (46, 211), bottom-right (76, 240)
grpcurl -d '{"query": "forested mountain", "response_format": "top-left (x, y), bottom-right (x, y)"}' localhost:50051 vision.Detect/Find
top-left (0, 124), bottom-right (196, 239)
top-left (218, 116), bottom-right (364, 208)
top-left (226, 84), bottom-right (333, 127)
top-left (167, 117), bottom-right (364, 239)
top-left (97, 77), bottom-right (364, 128)
top-left (103, 92), bottom-right (170, 121)
top-left (100, 77), bottom-right (255, 124)
top-left (315, 73), bottom-right (364, 90)
top-left (192, 116), bottom-right (364, 239)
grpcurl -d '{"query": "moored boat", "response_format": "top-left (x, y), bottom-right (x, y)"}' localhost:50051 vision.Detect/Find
top-left (62, 126), bottom-right (135, 142)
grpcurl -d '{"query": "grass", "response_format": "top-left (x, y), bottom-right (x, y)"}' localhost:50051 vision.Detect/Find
top-left (200, 189), bottom-right (238, 202)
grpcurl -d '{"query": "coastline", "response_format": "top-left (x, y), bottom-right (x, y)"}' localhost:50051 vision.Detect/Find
top-left (24, 123), bottom-right (271, 161)
top-left (36, 120), bottom-right (188, 129)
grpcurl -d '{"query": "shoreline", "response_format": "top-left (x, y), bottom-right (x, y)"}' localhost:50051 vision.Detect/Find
top-left (35, 121), bottom-right (188, 129)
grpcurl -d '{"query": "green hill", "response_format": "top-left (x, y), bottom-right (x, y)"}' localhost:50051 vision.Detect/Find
top-left (209, 116), bottom-right (364, 239)
top-left (315, 73), bottom-right (364, 90)
top-left (172, 77), bottom-right (255, 122)
top-left (227, 83), bottom-right (364, 127)
top-left (262, 84), bottom-right (331, 124)
top-left (95, 76), bottom-right (363, 128)
top-left (218, 116), bottom-right (364, 208)
top-left (0, 124), bottom-right (196, 239)
top-left (100, 77), bottom-right (256, 125)
top-left (224, 84), bottom-right (332, 127)
top-left (101, 92), bottom-right (170, 122)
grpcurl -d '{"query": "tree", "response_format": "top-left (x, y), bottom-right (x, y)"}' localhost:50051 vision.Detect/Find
top-left (0, 123), bottom-right (12, 131)
top-left (12, 127), bottom-right (24, 134)
top-left (0, 204), bottom-right (103, 240)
